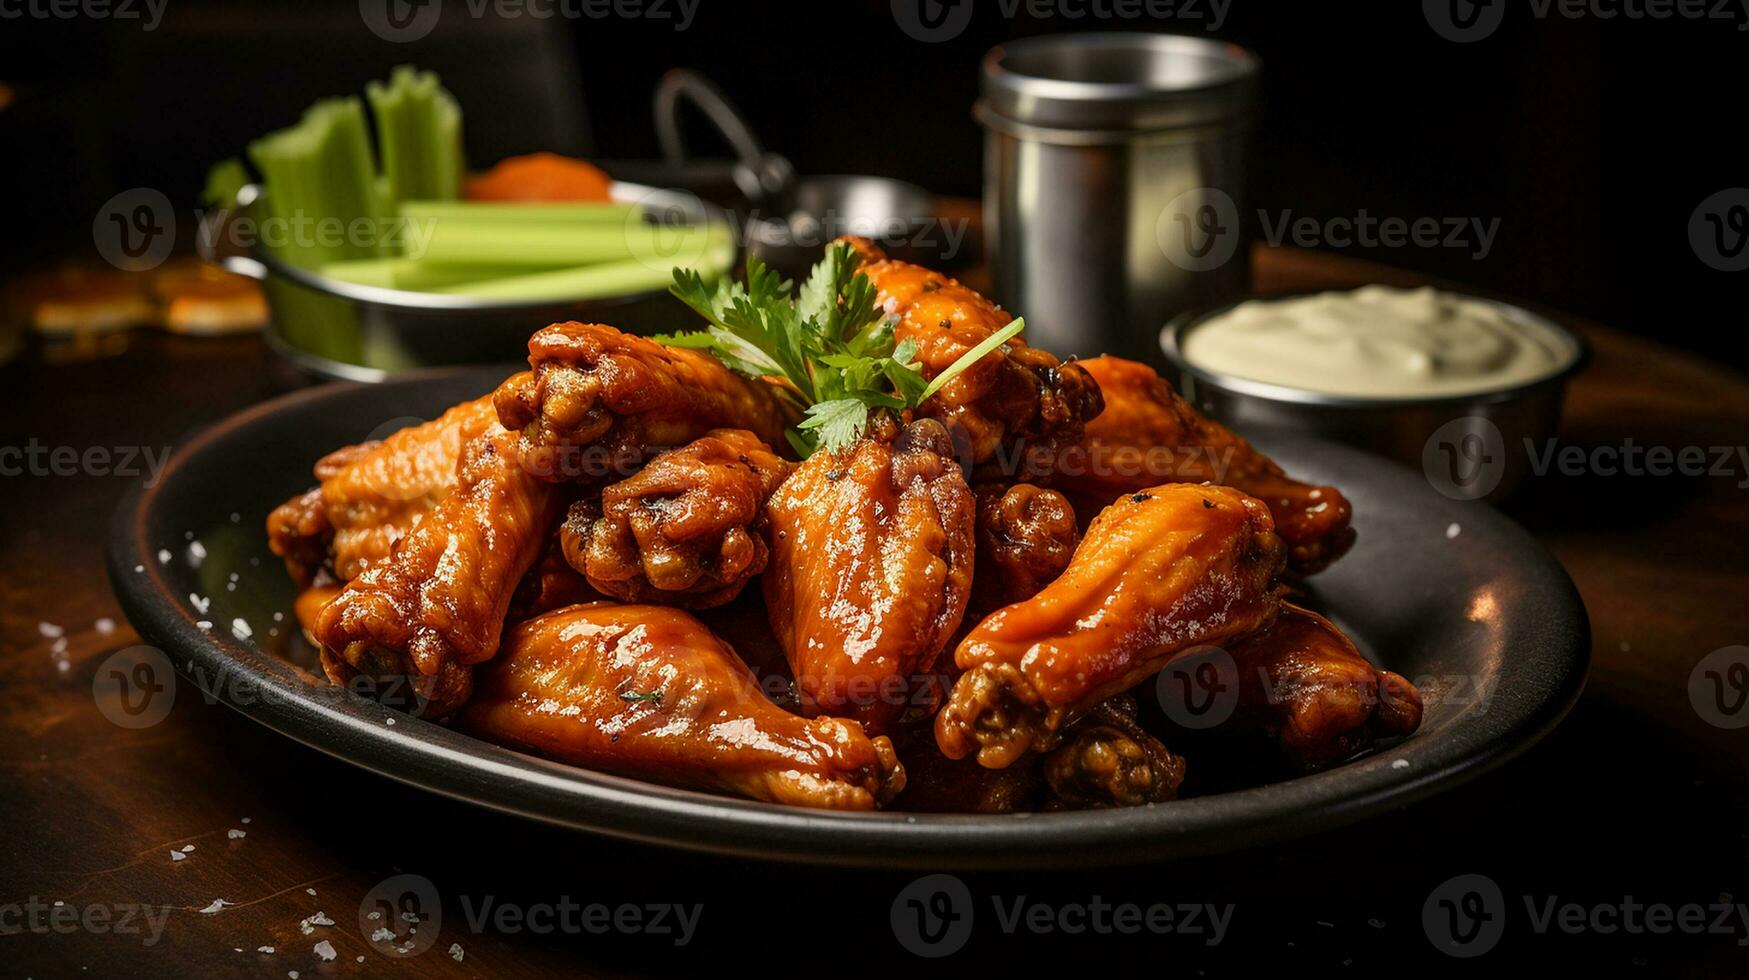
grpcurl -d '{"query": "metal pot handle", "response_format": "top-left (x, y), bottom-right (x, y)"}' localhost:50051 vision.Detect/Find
top-left (653, 70), bottom-right (794, 209)
top-left (195, 184), bottom-right (269, 281)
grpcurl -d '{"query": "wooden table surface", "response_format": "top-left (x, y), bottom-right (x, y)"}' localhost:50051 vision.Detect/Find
top-left (3, 246), bottom-right (1746, 977)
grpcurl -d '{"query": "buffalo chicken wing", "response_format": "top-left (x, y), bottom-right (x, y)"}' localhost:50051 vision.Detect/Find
top-left (460, 603), bottom-right (904, 810)
top-left (936, 484), bottom-right (1285, 767)
top-left (763, 417), bottom-right (974, 735)
top-left (559, 429), bottom-right (792, 608)
top-left (1064, 356), bottom-right (1355, 574)
top-left (493, 322), bottom-right (793, 482)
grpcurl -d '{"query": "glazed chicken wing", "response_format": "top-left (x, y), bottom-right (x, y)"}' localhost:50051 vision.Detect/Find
top-left (559, 429), bottom-right (793, 608)
top-left (841, 237), bottom-right (1103, 468)
top-left (1041, 694), bottom-right (1186, 809)
top-left (936, 484), bottom-right (1285, 767)
top-left (459, 603), bottom-right (904, 810)
top-left (493, 322), bottom-right (793, 482)
top-left (314, 430), bottom-right (560, 716)
top-left (1062, 356), bottom-right (1355, 575)
top-left (971, 482), bottom-right (1081, 612)
top-left (763, 417), bottom-right (975, 735)
top-left (267, 396), bottom-right (501, 586)
top-left (1223, 604), bottom-right (1423, 770)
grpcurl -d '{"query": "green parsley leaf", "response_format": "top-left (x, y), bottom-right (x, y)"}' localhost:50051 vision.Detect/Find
top-left (665, 241), bottom-right (1007, 456)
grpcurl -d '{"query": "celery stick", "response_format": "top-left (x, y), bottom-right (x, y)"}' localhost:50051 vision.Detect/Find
top-left (322, 258), bottom-right (564, 292)
top-left (432, 241), bottom-right (733, 301)
top-left (398, 201), bottom-right (641, 224)
top-left (415, 221), bottom-right (727, 266)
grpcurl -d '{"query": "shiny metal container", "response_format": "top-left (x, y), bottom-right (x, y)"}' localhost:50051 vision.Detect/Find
top-left (198, 182), bottom-right (723, 382)
top-left (979, 33), bottom-right (1259, 360)
top-left (1161, 294), bottom-right (1590, 501)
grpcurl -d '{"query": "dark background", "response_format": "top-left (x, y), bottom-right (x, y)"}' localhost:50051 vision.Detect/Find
top-left (0, 0), bottom-right (1743, 368)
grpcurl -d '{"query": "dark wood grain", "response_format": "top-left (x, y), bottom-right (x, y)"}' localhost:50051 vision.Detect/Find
top-left (3, 246), bottom-right (1745, 976)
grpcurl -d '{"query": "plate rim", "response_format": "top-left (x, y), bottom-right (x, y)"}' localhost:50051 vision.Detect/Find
top-left (107, 370), bottom-right (1591, 870)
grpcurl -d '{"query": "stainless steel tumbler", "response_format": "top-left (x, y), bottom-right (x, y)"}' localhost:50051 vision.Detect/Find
top-left (978, 33), bottom-right (1259, 360)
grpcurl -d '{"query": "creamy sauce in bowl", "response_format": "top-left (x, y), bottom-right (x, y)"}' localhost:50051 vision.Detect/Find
top-left (1180, 286), bottom-right (1581, 399)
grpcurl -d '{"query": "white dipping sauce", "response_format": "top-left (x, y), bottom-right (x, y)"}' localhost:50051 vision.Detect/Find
top-left (1181, 286), bottom-right (1578, 398)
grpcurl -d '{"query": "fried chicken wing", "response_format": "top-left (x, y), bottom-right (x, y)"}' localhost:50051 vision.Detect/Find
top-left (267, 396), bottom-right (501, 586)
top-left (1042, 694), bottom-right (1186, 809)
top-left (972, 483), bottom-right (1081, 612)
top-left (314, 430), bottom-right (560, 717)
top-left (936, 484), bottom-right (1285, 767)
top-left (559, 429), bottom-right (793, 608)
top-left (1225, 604), bottom-right (1423, 770)
top-left (841, 237), bottom-right (1103, 468)
top-left (763, 417), bottom-right (975, 735)
top-left (493, 322), bottom-right (793, 482)
top-left (1060, 356), bottom-right (1355, 575)
top-left (459, 603), bottom-right (904, 810)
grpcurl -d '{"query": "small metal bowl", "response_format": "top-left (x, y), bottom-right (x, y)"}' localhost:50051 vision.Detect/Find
top-left (1160, 292), bottom-right (1590, 501)
top-left (199, 182), bottom-right (729, 382)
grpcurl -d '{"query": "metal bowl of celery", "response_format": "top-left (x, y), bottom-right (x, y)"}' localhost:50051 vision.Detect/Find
top-left (200, 182), bottom-right (734, 382)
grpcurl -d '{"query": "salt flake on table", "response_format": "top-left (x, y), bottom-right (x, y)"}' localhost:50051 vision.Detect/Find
top-left (1391, 759), bottom-right (1410, 769)
top-left (38, 622), bottom-right (65, 639)
top-left (228, 829), bottom-right (246, 839)
top-left (241, 816), bottom-right (251, 823)
top-left (170, 850), bottom-right (185, 862)
top-left (449, 943), bottom-right (464, 962)
top-left (305, 888), bottom-right (316, 896)
top-left (370, 926), bottom-right (396, 942)
top-left (187, 541), bottom-right (207, 566)
top-left (196, 621), bottom-right (213, 630)
top-left (181, 844), bottom-right (194, 852)
top-left (157, 549), bottom-right (172, 564)
top-left (199, 898), bottom-right (231, 914)
top-left (1445, 522), bottom-right (1461, 539)
top-left (231, 619), bottom-right (253, 640)
top-left (313, 941), bottom-right (336, 962)
top-left (258, 946), bottom-right (275, 954)
top-left (189, 593), bottom-right (210, 614)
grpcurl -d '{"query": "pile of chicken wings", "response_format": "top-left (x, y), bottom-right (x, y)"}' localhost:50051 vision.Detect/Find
top-left (268, 238), bottom-right (1423, 813)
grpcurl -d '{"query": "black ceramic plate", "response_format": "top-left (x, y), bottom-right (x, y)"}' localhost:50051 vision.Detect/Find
top-left (108, 370), bottom-right (1589, 869)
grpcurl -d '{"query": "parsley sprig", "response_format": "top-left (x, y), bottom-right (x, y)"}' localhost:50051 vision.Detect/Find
top-left (660, 242), bottom-right (1024, 456)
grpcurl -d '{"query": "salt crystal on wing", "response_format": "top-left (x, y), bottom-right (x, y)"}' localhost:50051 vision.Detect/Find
top-left (314, 941), bottom-right (336, 962)
top-left (356, 956), bottom-right (365, 963)
top-left (95, 618), bottom-right (115, 634)
top-left (38, 622), bottom-right (64, 639)
top-left (198, 898), bottom-right (231, 914)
